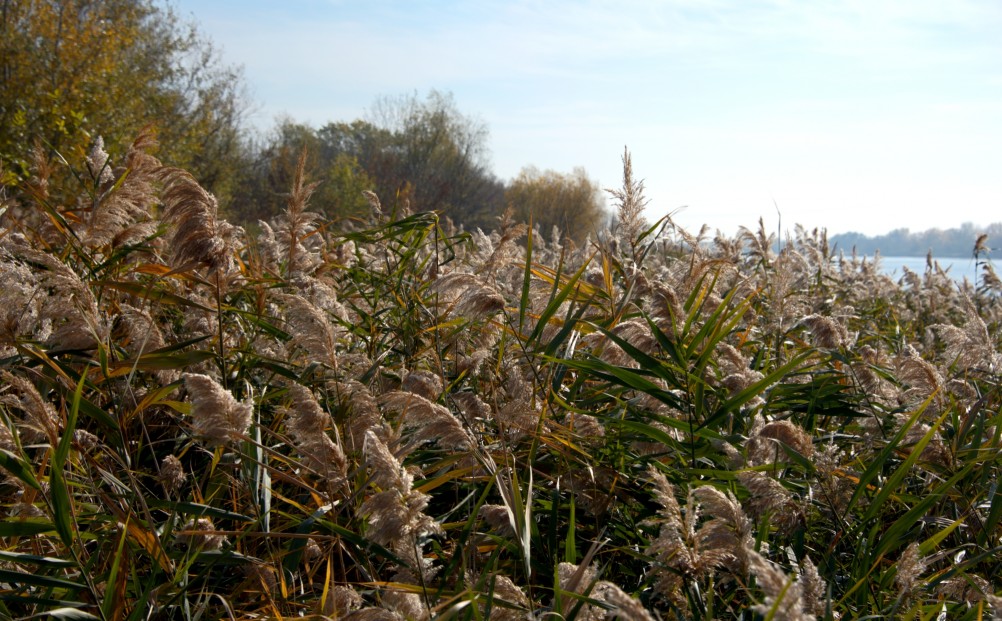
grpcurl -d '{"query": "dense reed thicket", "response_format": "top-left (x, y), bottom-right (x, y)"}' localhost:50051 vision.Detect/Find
top-left (1, 133), bottom-right (1002, 620)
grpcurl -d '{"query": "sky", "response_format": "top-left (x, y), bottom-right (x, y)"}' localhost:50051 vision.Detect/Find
top-left (172, 0), bottom-right (1002, 237)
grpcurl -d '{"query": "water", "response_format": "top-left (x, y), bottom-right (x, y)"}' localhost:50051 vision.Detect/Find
top-left (872, 256), bottom-right (987, 283)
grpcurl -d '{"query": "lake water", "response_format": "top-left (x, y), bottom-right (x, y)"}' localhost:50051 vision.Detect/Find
top-left (870, 256), bottom-right (987, 283)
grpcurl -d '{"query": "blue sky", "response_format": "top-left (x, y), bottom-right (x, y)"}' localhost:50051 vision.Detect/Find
top-left (173, 0), bottom-right (1002, 237)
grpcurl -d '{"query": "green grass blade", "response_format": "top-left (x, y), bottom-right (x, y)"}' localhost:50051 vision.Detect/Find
top-left (0, 551), bottom-right (76, 568)
top-left (100, 521), bottom-right (130, 621)
top-left (0, 520), bottom-right (57, 537)
top-left (50, 372), bottom-right (84, 549)
top-left (0, 567), bottom-right (86, 591)
top-left (861, 406), bottom-right (950, 526)
top-left (874, 463), bottom-right (974, 557)
top-left (526, 255), bottom-right (592, 346)
top-left (519, 220), bottom-right (533, 333)
top-left (0, 448), bottom-right (43, 492)
top-left (844, 394), bottom-right (935, 516)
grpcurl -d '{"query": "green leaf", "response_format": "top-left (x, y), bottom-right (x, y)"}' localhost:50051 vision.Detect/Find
top-left (527, 256), bottom-right (593, 346)
top-left (565, 496), bottom-right (577, 564)
top-left (0, 568), bottom-right (85, 591)
top-left (101, 519), bottom-right (130, 621)
top-left (0, 448), bottom-right (42, 492)
top-left (861, 405), bottom-right (949, 526)
top-left (519, 220), bottom-right (533, 333)
top-left (50, 373), bottom-right (84, 549)
top-left (0, 551), bottom-right (76, 568)
top-left (0, 520), bottom-right (57, 537)
top-left (875, 462), bottom-right (974, 557)
top-left (117, 349), bottom-right (216, 371)
top-left (844, 394), bottom-right (935, 517)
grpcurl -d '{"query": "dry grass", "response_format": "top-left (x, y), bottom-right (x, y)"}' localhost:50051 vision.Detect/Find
top-left (0, 134), bottom-right (1000, 620)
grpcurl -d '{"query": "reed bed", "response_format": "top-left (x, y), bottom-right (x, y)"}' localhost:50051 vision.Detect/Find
top-left (0, 134), bottom-right (1001, 620)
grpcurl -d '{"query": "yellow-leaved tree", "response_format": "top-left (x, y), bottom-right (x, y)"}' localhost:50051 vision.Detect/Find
top-left (506, 166), bottom-right (607, 246)
top-left (0, 0), bottom-right (248, 203)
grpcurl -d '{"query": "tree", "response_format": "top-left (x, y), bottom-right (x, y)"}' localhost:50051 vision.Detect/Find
top-left (236, 92), bottom-right (507, 229)
top-left (0, 0), bottom-right (248, 203)
top-left (234, 119), bottom-right (377, 225)
top-left (506, 166), bottom-right (607, 245)
top-left (320, 91), bottom-right (506, 228)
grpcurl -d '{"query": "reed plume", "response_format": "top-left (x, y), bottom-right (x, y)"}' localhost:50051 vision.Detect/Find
top-left (83, 129), bottom-right (160, 249)
top-left (797, 556), bottom-right (828, 617)
top-left (691, 484), bottom-right (755, 575)
top-left (987, 593), bottom-right (1002, 620)
top-left (157, 455), bottom-right (186, 496)
top-left (747, 549), bottom-right (814, 621)
top-left (607, 147), bottom-right (649, 256)
top-left (593, 582), bottom-right (657, 621)
top-left (359, 430), bottom-right (441, 556)
top-left (746, 419), bottom-right (814, 467)
top-left (556, 562), bottom-right (602, 621)
top-left (716, 342), bottom-right (765, 404)
top-left (273, 150), bottom-right (323, 276)
top-left (329, 379), bottom-right (387, 450)
top-left (645, 470), bottom-right (756, 605)
top-left (0, 239), bottom-right (43, 352)
top-left (157, 167), bottom-right (241, 276)
top-left (0, 235), bottom-right (107, 351)
top-left (282, 383), bottom-right (347, 487)
top-left (400, 369), bottom-right (443, 401)
top-left (275, 292), bottom-right (341, 369)
top-left (894, 542), bottom-right (927, 600)
top-left (379, 390), bottom-right (474, 454)
top-left (183, 373), bottom-right (252, 447)
top-left (737, 471), bottom-right (803, 531)
top-left (483, 574), bottom-right (530, 621)
top-left (930, 296), bottom-right (1000, 372)
top-left (799, 314), bottom-right (850, 349)
top-left (176, 517), bottom-right (226, 551)
top-left (479, 207), bottom-right (527, 278)
top-left (0, 370), bottom-right (60, 445)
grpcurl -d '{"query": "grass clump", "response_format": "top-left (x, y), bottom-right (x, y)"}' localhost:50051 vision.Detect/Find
top-left (0, 133), bottom-right (1001, 620)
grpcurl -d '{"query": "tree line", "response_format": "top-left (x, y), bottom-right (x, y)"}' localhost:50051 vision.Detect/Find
top-left (0, 0), bottom-right (608, 244)
top-left (830, 222), bottom-right (1002, 258)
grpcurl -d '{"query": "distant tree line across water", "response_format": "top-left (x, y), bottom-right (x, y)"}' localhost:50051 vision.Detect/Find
top-left (829, 222), bottom-right (1002, 258)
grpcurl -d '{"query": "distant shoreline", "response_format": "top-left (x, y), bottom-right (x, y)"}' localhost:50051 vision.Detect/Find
top-left (829, 222), bottom-right (1002, 260)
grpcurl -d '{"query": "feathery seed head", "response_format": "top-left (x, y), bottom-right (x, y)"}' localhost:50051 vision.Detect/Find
top-left (747, 549), bottom-right (814, 621)
top-left (401, 370), bottom-right (444, 401)
top-left (747, 420), bottom-right (813, 466)
top-left (183, 373), bottom-right (252, 447)
top-left (176, 517), bottom-right (226, 551)
top-left (800, 314), bottom-right (849, 349)
top-left (158, 168), bottom-right (241, 276)
top-left (594, 581), bottom-right (657, 621)
top-left (895, 542), bottom-right (927, 598)
top-left (283, 384), bottom-right (347, 484)
top-left (158, 455), bottom-right (187, 495)
top-left (362, 190), bottom-right (383, 216)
